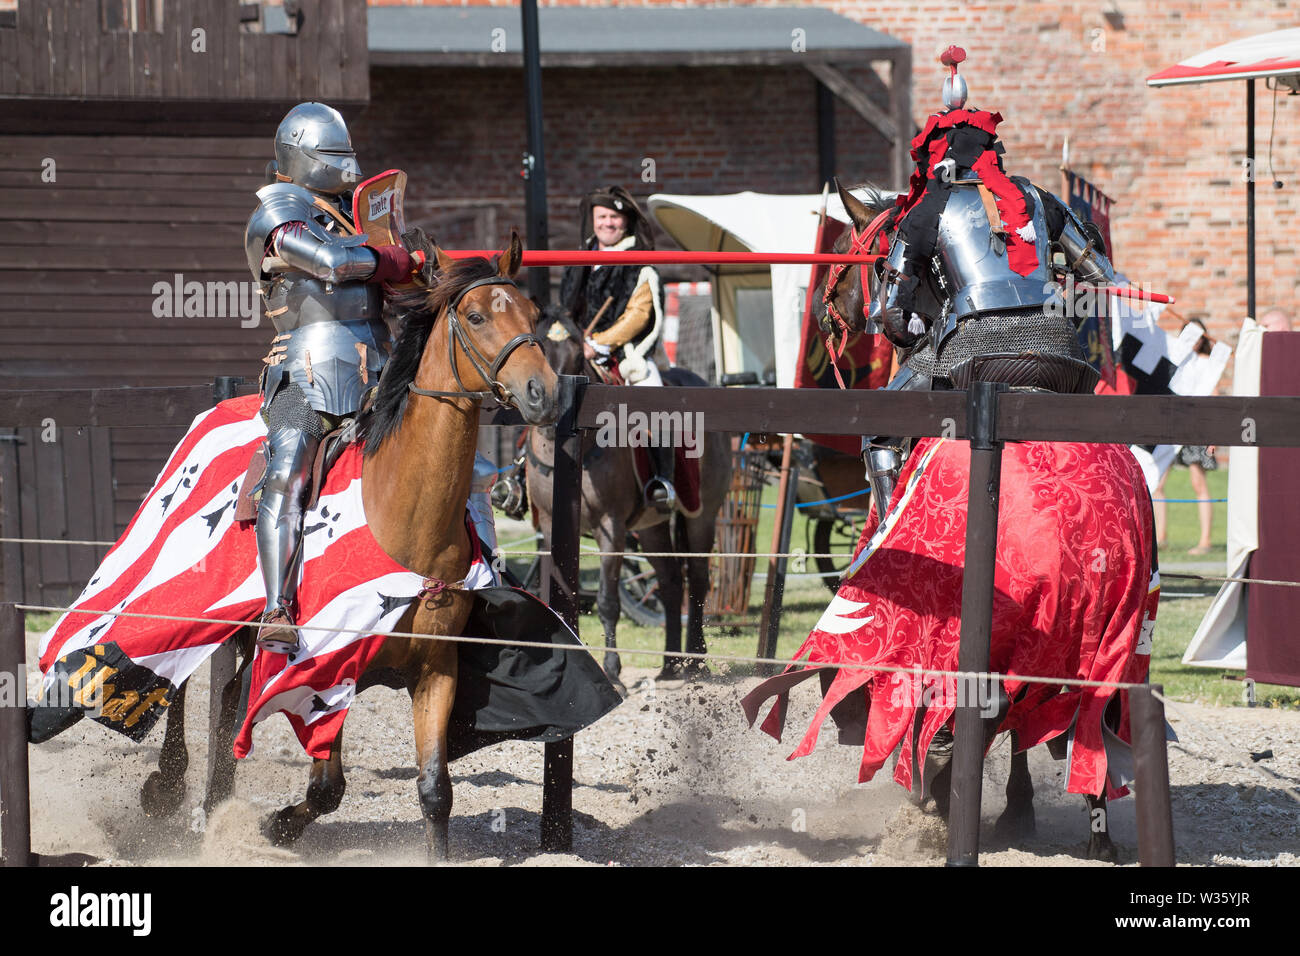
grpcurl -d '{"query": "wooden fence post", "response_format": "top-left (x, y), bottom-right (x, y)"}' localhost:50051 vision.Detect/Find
top-left (540, 374), bottom-right (586, 851)
top-left (1131, 683), bottom-right (1176, 866)
top-left (947, 382), bottom-right (1005, 867)
top-left (0, 602), bottom-right (31, 867)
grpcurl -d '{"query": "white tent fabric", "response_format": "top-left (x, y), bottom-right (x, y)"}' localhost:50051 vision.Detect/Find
top-left (1182, 317), bottom-right (1262, 670)
top-left (647, 190), bottom-right (877, 388)
top-left (1147, 28), bottom-right (1300, 86)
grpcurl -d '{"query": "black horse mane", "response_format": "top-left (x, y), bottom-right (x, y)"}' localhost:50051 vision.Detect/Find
top-left (356, 256), bottom-right (500, 453)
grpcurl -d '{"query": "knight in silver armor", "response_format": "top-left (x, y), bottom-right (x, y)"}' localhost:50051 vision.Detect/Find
top-left (860, 49), bottom-right (1120, 520)
top-left (244, 102), bottom-right (422, 652)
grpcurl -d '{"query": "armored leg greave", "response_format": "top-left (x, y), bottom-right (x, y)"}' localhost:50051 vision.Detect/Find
top-left (863, 444), bottom-right (904, 519)
top-left (256, 386), bottom-right (325, 651)
top-left (862, 364), bottom-right (932, 519)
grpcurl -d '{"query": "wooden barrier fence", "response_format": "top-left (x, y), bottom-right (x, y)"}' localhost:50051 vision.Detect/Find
top-left (4, 381), bottom-right (1300, 866)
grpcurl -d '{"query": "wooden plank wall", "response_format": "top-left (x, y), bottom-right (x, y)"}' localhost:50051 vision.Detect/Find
top-left (0, 132), bottom-right (269, 542)
top-left (0, 0), bottom-right (369, 103)
top-left (0, 424), bottom-right (114, 607)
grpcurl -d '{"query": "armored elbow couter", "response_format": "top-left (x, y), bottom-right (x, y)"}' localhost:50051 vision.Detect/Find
top-left (273, 226), bottom-right (378, 284)
top-left (1056, 213), bottom-right (1117, 286)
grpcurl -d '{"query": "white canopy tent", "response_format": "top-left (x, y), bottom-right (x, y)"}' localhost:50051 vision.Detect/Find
top-left (647, 190), bottom-right (878, 387)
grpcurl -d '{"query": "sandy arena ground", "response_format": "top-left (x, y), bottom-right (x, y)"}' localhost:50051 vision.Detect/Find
top-left (22, 625), bottom-right (1300, 866)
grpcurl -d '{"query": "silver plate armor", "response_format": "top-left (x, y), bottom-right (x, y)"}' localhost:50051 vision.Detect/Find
top-left (933, 184), bottom-right (1060, 322)
top-left (245, 182), bottom-right (391, 417)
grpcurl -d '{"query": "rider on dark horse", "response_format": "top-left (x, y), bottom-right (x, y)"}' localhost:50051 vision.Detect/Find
top-left (558, 185), bottom-right (676, 513)
top-left (856, 47), bottom-right (1122, 519)
top-left (243, 102), bottom-right (427, 653)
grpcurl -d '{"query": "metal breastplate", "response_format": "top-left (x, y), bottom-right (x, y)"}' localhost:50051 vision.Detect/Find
top-left (262, 274), bottom-right (384, 332)
top-left (905, 183), bottom-right (1091, 392)
top-left (934, 185), bottom-right (1060, 321)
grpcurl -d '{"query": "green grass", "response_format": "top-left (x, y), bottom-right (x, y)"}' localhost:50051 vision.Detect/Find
top-left (1154, 464), bottom-right (1229, 563)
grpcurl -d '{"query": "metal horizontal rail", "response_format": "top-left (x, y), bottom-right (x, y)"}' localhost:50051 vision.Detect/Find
top-left (0, 385), bottom-right (215, 428)
top-left (446, 249), bottom-right (883, 266)
top-left (574, 386), bottom-right (1300, 446)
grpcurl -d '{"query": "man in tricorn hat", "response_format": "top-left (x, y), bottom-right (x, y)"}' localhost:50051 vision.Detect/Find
top-left (559, 185), bottom-right (676, 512)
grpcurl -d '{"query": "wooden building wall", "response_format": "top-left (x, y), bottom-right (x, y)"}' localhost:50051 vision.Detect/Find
top-left (0, 131), bottom-right (271, 602)
top-left (0, 0), bottom-right (368, 103)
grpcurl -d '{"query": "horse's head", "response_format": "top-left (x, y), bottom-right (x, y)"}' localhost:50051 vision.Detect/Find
top-left (819, 180), bottom-right (893, 338)
top-left (536, 304), bottom-right (588, 377)
top-left (426, 231), bottom-right (558, 424)
top-left (359, 231), bottom-right (559, 452)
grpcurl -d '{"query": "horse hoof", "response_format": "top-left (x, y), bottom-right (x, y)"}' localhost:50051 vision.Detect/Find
top-left (993, 805), bottom-right (1037, 841)
top-left (262, 807), bottom-right (304, 847)
top-left (682, 658), bottom-right (710, 679)
top-left (140, 771), bottom-right (186, 818)
top-left (1087, 836), bottom-right (1120, 863)
top-left (603, 653), bottom-right (622, 681)
top-left (656, 663), bottom-right (683, 681)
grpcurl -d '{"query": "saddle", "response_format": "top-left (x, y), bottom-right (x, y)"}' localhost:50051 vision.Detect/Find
top-left (948, 352), bottom-right (1100, 394)
top-left (234, 419), bottom-right (357, 522)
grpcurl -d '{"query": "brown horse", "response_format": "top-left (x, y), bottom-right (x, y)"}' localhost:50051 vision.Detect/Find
top-left (525, 306), bottom-right (732, 687)
top-left (815, 181), bottom-right (1130, 861)
top-left (131, 235), bottom-right (560, 861)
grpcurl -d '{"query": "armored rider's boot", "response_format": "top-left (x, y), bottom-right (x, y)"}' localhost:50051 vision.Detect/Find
top-left (645, 443), bottom-right (677, 515)
top-left (255, 424), bottom-right (321, 654)
top-left (863, 440), bottom-right (904, 520)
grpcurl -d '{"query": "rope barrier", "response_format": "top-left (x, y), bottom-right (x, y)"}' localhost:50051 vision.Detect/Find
top-left (13, 601), bottom-right (1155, 693)
top-left (5, 536), bottom-right (1299, 587)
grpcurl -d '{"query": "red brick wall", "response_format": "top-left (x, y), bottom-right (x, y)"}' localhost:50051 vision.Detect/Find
top-left (352, 62), bottom-right (890, 254)
top-left (365, 0), bottom-right (1297, 364)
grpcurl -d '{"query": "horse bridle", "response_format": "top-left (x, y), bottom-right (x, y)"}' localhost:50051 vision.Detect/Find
top-left (819, 213), bottom-right (890, 387)
top-left (407, 275), bottom-right (543, 407)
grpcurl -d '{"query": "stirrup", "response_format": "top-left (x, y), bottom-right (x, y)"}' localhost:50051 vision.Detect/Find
top-left (644, 478), bottom-right (677, 515)
top-left (257, 605), bottom-right (301, 655)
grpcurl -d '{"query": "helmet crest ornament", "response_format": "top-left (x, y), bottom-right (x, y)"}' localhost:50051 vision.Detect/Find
top-left (940, 45), bottom-right (968, 110)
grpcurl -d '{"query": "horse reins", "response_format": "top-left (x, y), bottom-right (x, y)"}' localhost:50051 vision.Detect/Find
top-left (820, 210), bottom-right (891, 388)
top-left (407, 275), bottom-right (543, 407)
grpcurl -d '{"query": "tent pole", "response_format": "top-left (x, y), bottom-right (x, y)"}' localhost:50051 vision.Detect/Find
top-left (1247, 79), bottom-right (1256, 319)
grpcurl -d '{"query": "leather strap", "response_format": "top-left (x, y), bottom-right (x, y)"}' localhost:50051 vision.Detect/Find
top-left (977, 183), bottom-right (1005, 235)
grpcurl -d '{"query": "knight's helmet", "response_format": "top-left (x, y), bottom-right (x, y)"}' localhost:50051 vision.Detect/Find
top-left (273, 102), bottom-right (360, 196)
top-left (940, 45), bottom-right (968, 110)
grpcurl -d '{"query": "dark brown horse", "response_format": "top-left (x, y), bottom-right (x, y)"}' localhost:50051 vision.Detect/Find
top-left (526, 307), bottom-right (732, 687)
top-left (135, 235), bottom-right (561, 860)
top-left (816, 181), bottom-right (1128, 861)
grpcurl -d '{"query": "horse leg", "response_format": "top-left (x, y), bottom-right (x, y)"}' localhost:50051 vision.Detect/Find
top-left (994, 731), bottom-right (1036, 840)
top-left (263, 733), bottom-right (346, 846)
top-left (645, 547), bottom-right (684, 679)
top-left (1085, 793), bottom-right (1118, 862)
top-left (204, 629), bottom-right (255, 812)
top-left (411, 641), bottom-right (458, 862)
top-left (682, 517), bottom-right (713, 674)
top-left (141, 680), bottom-right (189, 817)
top-left (593, 519), bottom-right (625, 686)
